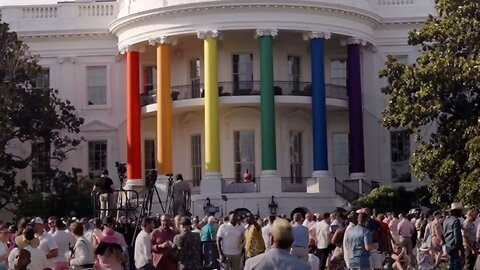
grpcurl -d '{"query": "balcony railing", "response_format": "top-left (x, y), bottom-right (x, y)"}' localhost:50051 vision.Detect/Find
top-left (281, 177), bottom-right (308, 192)
top-left (141, 81), bottom-right (347, 106)
top-left (221, 178), bottom-right (259, 193)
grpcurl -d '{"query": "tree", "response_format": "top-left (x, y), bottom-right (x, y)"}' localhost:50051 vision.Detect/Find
top-left (351, 186), bottom-right (436, 214)
top-left (379, 0), bottom-right (480, 208)
top-left (0, 20), bottom-right (84, 211)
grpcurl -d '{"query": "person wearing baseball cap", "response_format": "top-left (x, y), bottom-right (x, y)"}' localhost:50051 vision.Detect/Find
top-left (32, 218), bottom-right (60, 270)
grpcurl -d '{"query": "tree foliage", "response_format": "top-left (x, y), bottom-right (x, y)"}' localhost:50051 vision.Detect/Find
top-left (0, 20), bottom-right (84, 211)
top-left (351, 186), bottom-right (435, 214)
top-left (15, 171), bottom-right (94, 218)
top-left (379, 0), bottom-right (480, 208)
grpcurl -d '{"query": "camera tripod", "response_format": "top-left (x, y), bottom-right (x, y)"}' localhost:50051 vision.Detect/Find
top-left (131, 170), bottom-right (174, 245)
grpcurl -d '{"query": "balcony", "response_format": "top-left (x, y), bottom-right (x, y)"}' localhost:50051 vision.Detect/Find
top-left (221, 178), bottom-right (259, 194)
top-left (281, 177), bottom-right (308, 192)
top-left (141, 81), bottom-right (347, 106)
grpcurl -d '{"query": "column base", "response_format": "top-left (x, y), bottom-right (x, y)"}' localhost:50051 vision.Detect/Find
top-left (124, 178), bottom-right (144, 189)
top-left (350, 172), bottom-right (366, 179)
top-left (307, 171), bottom-right (335, 196)
top-left (200, 172), bottom-right (222, 195)
top-left (260, 170), bottom-right (282, 193)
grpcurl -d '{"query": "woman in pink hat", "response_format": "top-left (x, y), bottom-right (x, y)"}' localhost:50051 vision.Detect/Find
top-left (93, 228), bottom-right (127, 270)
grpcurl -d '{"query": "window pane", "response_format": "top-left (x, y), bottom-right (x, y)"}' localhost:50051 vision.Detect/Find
top-left (36, 68), bottom-right (50, 88)
top-left (87, 66), bottom-right (107, 105)
top-left (190, 59), bottom-right (201, 98)
top-left (144, 140), bottom-right (156, 177)
top-left (330, 59), bottom-right (347, 86)
top-left (191, 135), bottom-right (202, 186)
top-left (233, 54), bottom-right (253, 93)
top-left (32, 142), bottom-right (51, 193)
top-left (143, 66), bottom-right (157, 93)
top-left (88, 140), bottom-right (107, 180)
top-left (234, 131), bottom-right (255, 181)
top-left (290, 131), bottom-right (303, 183)
top-left (332, 133), bottom-right (349, 181)
top-left (390, 130), bottom-right (411, 182)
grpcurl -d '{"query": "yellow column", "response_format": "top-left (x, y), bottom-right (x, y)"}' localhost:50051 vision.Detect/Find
top-left (156, 42), bottom-right (173, 175)
top-left (204, 35), bottom-right (220, 173)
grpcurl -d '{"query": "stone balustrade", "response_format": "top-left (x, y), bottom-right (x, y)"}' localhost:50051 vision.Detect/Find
top-left (1, 2), bottom-right (118, 35)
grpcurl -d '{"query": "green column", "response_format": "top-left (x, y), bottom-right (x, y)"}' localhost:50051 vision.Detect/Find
top-left (260, 34), bottom-right (276, 171)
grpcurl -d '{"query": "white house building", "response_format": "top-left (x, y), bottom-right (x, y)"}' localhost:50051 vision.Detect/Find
top-left (0, 0), bottom-right (435, 217)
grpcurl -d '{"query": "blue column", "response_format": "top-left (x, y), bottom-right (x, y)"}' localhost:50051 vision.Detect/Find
top-left (311, 37), bottom-right (328, 172)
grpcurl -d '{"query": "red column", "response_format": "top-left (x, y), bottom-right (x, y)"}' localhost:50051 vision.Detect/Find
top-left (126, 51), bottom-right (141, 182)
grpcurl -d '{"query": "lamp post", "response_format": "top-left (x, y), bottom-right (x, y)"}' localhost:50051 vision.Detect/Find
top-left (268, 195), bottom-right (278, 215)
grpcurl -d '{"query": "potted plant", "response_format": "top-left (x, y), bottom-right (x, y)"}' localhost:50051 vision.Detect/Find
top-left (171, 90), bottom-right (180, 100)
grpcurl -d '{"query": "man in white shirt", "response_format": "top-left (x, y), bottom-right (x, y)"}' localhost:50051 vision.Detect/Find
top-left (51, 219), bottom-right (74, 270)
top-left (134, 218), bottom-right (154, 270)
top-left (262, 215), bottom-right (276, 250)
top-left (10, 227), bottom-right (48, 270)
top-left (217, 211), bottom-right (245, 270)
top-left (33, 217), bottom-right (60, 270)
top-left (313, 213), bottom-right (332, 270)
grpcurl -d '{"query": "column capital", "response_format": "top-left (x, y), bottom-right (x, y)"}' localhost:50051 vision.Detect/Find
top-left (255, 28), bottom-right (278, 38)
top-left (341, 37), bottom-right (368, 46)
top-left (197, 30), bottom-right (219, 39)
top-left (148, 36), bottom-right (177, 46)
top-left (119, 45), bottom-right (141, 54)
top-left (303, 31), bottom-right (331, 41)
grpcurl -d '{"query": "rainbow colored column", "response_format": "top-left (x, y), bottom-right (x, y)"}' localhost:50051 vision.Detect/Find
top-left (156, 42), bottom-right (173, 176)
top-left (347, 41), bottom-right (366, 177)
top-left (203, 33), bottom-right (221, 174)
top-left (310, 34), bottom-right (329, 174)
top-left (126, 50), bottom-right (141, 183)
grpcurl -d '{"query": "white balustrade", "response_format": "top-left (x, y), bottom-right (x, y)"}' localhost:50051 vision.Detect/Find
top-left (79, 4), bottom-right (116, 17)
top-left (378, 0), bottom-right (414, 5)
top-left (22, 7), bottom-right (58, 19)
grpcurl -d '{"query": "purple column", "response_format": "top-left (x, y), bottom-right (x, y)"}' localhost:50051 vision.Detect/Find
top-left (347, 43), bottom-right (365, 176)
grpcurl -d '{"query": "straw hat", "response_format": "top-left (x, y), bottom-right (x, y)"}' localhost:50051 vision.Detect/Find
top-left (99, 228), bottom-right (118, 244)
top-left (15, 235), bottom-right (40, 249)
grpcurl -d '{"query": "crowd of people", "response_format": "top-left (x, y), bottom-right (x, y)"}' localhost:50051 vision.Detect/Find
top-left (0, 201), bottom-right (478, 270)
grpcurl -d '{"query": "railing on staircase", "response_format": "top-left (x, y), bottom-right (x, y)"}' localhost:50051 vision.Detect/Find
top-left (335, 178), bottom-right (382, 203)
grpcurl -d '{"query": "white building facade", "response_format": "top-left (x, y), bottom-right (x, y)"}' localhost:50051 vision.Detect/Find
top-left (0, 0), bottom-right (435, 217)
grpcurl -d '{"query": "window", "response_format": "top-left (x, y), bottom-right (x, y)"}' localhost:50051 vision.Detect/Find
top-left (330, 59), bottom-right (347, 86)
top-left (288, 56), bottom-right (301, 92)
top-left (332, 133), bottom-right (349, 181)
top-left (234, 131), bottom-right (255, 181)
top-left (36, 68), bottom-right (50, 88)
top-left (87, 66), bottom-right (107, 105)
top-left (232, 53), bottom-right (253, 95)
top-left (391, 131), bottom-right (411, 182)
top-left (289, 131), bottom-right (303, 183)
top-left (32, 142), bottom-right (51, 193)
top-left (191, 135), bottom-right (202, 186)
top-left (143, 66), bottom-right (157, 94)
top-left (190, 59), bottom-right (201, 98)
top-left (88, 140), bottom-right (107, 180)
top-left (144, 140), bottom-right (156, 177)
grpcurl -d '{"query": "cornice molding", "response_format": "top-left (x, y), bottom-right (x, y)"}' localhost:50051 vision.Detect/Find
top-left (19, 31), bottom-right (113, 39)
top-left (109, 3), bottom-right (382, 34)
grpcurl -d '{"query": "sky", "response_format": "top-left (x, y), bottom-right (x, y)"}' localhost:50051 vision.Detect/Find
top-left (0, 0), bottom-right (60, 6)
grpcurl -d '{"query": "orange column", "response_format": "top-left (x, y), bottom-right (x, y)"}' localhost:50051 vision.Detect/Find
top-left (126, 51), bottom-right (142, 181)
top-left (156, 43), bottom-right (173, 175)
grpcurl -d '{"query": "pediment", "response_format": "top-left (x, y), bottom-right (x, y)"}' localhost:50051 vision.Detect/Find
top-left (284, 109), bottom-right (310, 121)
top-left (81, 119), bottom-right (117, 132)
top-left (180, 112), bottom-right (203, 125)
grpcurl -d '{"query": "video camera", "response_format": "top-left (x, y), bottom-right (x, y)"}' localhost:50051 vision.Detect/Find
top-left (115, 162), bottom-right (127, 177)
